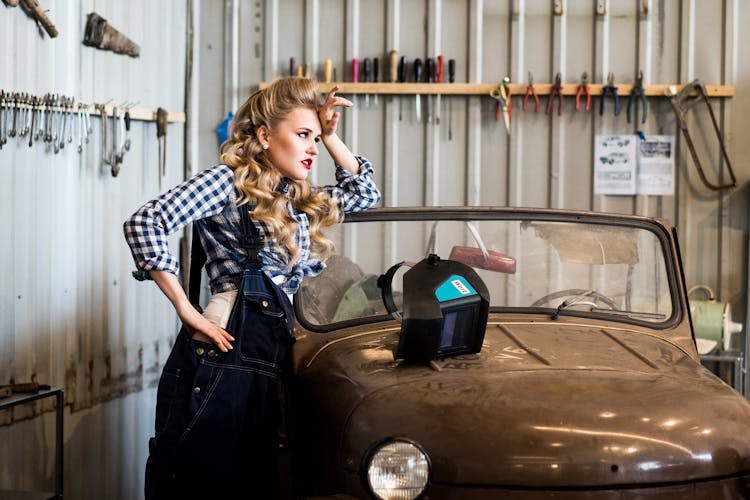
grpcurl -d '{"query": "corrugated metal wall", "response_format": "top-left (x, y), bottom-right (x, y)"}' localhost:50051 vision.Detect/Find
top-left (253, 0), bottom-right (749, 346)
top-left (0, 0), bottom-right (187, 497)
top-left (2, 0), bottom-right (750, 499)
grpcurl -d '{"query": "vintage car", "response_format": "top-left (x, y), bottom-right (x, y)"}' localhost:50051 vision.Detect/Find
top-left (286, 207), bottom-right (750, 499)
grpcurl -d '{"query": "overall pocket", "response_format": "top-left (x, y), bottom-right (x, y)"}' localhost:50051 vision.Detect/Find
top-left (227, 271), bottom-right (285, 363)
top-left (153, 367), bottom-right (181, 437)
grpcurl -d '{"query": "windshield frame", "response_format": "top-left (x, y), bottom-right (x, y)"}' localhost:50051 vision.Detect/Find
top-left (294, 207), bottom-right (683, 333)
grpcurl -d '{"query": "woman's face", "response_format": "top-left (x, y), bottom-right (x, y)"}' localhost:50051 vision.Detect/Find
top-left (264, 107), bottom-right (321, 181)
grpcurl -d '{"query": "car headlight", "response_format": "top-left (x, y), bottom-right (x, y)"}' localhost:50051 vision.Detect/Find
top-left (364, 438), bottom-right (430, 500)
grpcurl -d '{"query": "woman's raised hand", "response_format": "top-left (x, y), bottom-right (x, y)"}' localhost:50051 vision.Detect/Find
top-left (318, 85), bottom-right (353, 137)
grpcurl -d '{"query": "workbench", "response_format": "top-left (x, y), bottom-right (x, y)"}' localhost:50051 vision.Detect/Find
top-left (0, 388), bottom-right (64, 500)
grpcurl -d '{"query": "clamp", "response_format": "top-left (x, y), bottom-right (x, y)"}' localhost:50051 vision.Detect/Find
top-left (600, 72), bottom-right (620, 116)
top-left (575, 72), bottom-right (591, 111)
top-left (546, 73), bottom-right (563, 115)
top-left (627, 70), bottom-right (648, 124)
top-left (523, 71), bottom-right (540, 112)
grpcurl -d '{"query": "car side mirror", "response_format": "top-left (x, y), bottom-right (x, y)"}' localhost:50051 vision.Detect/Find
top-left (449, 246), bottom-right (516, 274)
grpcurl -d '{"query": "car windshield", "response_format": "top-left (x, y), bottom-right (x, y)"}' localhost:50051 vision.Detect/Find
top-left (295, 212), bottom-right (676, 330)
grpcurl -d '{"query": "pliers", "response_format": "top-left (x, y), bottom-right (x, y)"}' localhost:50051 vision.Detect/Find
top-left (575, 72), bottom-right (591, 111)
top-left (627, 70), bottom-right (648, 124)
top-left (546, 73), bottom-right (563, 115)
top-left (600, 72), bottom-right (620, 116)
top-left (523, 71), bottom-right (539, 112)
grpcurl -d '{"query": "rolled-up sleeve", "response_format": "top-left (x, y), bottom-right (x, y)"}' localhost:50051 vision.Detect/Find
top-left (325, 156), bottom-right (381, 213)
top-left (123, 165), bottom-right (234, 281)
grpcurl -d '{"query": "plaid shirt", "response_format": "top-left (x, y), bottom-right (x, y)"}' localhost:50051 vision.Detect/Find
top-left (123, 157), bottom-right (380, 295)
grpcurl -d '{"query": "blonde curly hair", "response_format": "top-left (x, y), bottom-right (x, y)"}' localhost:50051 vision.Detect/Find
top-left (219, 77), bottom-right (340, 266)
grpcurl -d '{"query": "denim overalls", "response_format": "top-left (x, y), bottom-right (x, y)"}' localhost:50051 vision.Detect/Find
top-left (145, 207), bottom-right (295, 500)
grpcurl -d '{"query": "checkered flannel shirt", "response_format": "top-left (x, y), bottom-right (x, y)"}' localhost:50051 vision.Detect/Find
top-left (123, 156), bottom-right (381, 295)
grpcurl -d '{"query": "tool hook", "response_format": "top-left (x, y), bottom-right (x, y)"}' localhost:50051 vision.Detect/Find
top-left (546, 73), bottom-right (563, 115)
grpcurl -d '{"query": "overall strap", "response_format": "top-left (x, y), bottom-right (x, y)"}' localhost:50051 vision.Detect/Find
top-left (188, 224), bottom-right (207, 308)
top-left (188, 200), bottom-right (264, 308)
top-left (237, 202), bottom-right (264, 263)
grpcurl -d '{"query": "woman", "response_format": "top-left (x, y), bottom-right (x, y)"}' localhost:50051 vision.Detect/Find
top-left (124, 77), bottom-right (380, 499)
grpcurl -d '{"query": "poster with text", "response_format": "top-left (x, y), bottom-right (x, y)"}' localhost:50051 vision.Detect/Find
top-left (637, 135), bottom-right (675, 195)
top-left (594, 135), bottom-right (637, 195)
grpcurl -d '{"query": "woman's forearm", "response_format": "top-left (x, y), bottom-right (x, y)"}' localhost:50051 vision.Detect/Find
top-left (322, 132), bottom-right (359, 174)
top-left (148, 269), bottom-right (235, 351)
top-left (148, 270), bottom-right (193, 315)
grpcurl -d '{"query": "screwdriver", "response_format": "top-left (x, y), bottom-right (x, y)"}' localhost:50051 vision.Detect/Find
top-left (397, 54), bottom-right (407, 121)
top-left (413, 58), bottom-right (423, 122)
top-left (448, 58), bottom-right (455, 140)
top-left (352, 57), bottom-right (359, 107)
top-left (436, 55), bottom-right (444, 124)
top-left (389, 50), bottom-right (398, 115)
top-left (426, 58), bottom-right (435, 123)
top-left (363, 57), bottom-right (372, 107)
top-left (373, 56), bottom-right (380, 106)
top-left (324, 58), bottom-right (333, 83)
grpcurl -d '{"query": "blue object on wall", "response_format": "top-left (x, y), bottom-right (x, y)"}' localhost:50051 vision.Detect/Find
top-left (216, 111), bottom-right (233, 144)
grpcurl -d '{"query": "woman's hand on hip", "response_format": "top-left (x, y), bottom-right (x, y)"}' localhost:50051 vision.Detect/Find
top-left (177, 302), bottom-right (235, 352)
top-left (147, 269), bottom-right (235, 352)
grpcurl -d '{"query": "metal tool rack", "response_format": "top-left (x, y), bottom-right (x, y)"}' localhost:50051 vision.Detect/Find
top-left (0, 388), bottom-right (64, 499)
top-left (260, 81), bottom-right (734, 97)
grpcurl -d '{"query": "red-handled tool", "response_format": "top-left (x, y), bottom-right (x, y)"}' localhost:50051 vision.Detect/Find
top-left (436, 55), bottom-right (444, 124)
top-left (575, 71), bottom-right (591, 111)
top-left (523, 71), bottom-right (540, 112)
top-left (489, 77), bottom-right (512, 134)
top-left (546, 72), bottom-right (563, 116)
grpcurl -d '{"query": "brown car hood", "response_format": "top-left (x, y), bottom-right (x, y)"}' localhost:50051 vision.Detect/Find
top-left (297, 320), bottom-right (750, 487)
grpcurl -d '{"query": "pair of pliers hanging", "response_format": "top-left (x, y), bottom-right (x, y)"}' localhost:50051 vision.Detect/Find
top-left (575, 71), bottom-right (591, 111)
top-left (627, 70), bottom-right (648, 124)
top-left (545, 73), bottom-right (563, 115)
top-left (489, 76), bottom-right (512, 134)
top-left (600, 72), bottom-right (620, 116)
top-left (523, 71), bottom-right (539, 112)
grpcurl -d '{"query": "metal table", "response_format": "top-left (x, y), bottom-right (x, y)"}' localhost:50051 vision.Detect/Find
top-left (0, 388), bottom-right (63, 500)
top-left (700, 353), bottom-right (745, 396)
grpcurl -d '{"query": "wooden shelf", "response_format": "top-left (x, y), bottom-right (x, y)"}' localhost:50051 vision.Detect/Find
top-left (260, 81), bottom-right (734, 97)
top-left (84, 103), bottom-right (185, 123)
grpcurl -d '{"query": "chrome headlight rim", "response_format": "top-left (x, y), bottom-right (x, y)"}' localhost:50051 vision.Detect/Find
top-left (361, 436), bottom-right (432, 500)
